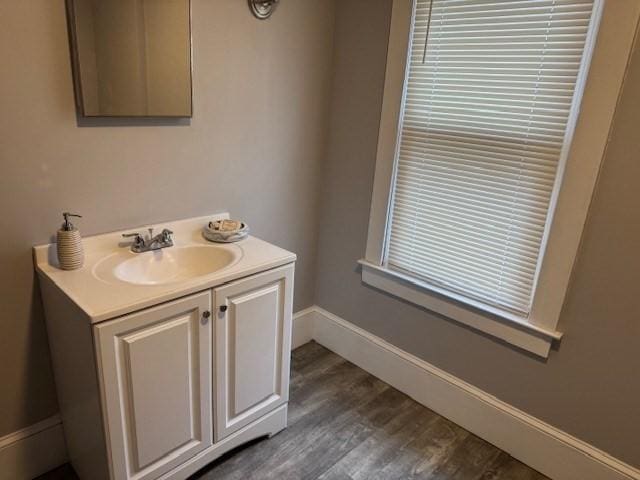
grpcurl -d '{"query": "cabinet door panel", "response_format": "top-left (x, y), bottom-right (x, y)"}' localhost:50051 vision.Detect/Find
top-left (125, 317), bottom-right (193, 469)
top-left (215, 264), bottom-right (293, 440)
top-left (95, 292), bottom-right (212, 480)
top-left (233, 283), bottom-right (280, 415)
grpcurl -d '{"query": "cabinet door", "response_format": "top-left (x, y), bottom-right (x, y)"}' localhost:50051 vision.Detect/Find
top-left (94, 292), bottom-right (213, 480)
top-left (214, 264), bottom-right (294, 440)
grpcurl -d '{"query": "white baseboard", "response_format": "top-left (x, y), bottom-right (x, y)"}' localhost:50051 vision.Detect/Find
top-left (292, 305), bottom-right (640, 480)
top-left (292, 306), bottom-right (318, 350)
top-left (0, 415), bottom-right (67, 480)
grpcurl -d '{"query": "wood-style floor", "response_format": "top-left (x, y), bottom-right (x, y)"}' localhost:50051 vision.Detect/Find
top-left (39, 342), bottom-right (547, 480)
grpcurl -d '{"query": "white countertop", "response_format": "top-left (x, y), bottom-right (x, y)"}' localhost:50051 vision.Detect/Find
top-left (33, 213), bottom-right (296, 323)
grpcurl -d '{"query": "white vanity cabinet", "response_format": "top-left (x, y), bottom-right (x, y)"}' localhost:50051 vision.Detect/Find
top-left (37, 231), bottom-right (295, 480)
top-left (36, 215), bottom-right (297, 480)
top-left (91, 264), bottom-right (294, 480)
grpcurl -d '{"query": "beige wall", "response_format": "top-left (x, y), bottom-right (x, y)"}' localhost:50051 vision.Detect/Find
top-left (92, 0), bottom-right (149, 114)
top-left (143, 0), bottom-right (191, 115)
top-left (79, 0), bottom-right (192, 115)
top-left (315, 0), bottom-right (640, 468)
top-left (73, 0), bottom-right (99, 109)
top-left (0, 0), bottom-right (335, 437)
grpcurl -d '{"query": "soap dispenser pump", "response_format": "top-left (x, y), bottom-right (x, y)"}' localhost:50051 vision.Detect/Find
top-left (57, 212), bottom-right (84, 270)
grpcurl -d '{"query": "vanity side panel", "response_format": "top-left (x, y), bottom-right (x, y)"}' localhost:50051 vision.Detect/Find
top-left (39, 275), bottom-right (110, 480)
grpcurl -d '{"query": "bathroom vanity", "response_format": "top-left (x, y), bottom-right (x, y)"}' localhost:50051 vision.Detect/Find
top-left (34, 214), bottom-right (296, 480)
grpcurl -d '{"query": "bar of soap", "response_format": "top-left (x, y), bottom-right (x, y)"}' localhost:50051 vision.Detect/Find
top-left (210, 219), bottom-right (242, 232)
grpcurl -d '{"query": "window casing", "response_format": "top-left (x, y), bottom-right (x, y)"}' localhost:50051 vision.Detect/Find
top-left (362, 0), bottom-right (639, 357)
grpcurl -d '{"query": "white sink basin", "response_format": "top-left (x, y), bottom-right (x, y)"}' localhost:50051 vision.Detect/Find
top-left (94, 245), bottom-right (240, 285)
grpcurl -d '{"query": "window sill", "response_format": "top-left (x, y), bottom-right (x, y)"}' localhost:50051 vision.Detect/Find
top-left (358, 260), bottom-right (562, 358)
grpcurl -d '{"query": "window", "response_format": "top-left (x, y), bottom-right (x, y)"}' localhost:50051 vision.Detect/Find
top-left (389, 0), bottom-right (597, 316)
top-left (363, 0), bottom-right (639, 356)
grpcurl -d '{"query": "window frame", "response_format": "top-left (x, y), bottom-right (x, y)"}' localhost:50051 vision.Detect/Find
top-left (362, 0), bottom-right (639, 357)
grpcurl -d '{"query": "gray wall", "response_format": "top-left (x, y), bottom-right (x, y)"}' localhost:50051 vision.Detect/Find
top-left (2, 0), bottom-right (638, 470)
top-left (315, 0), bottom-right (640, 468)
top-left (0, 0), bottom-right (335, 437)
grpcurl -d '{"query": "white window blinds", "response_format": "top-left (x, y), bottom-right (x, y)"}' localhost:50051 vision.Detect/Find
top-left (386, 0), bottom-right (597, 315)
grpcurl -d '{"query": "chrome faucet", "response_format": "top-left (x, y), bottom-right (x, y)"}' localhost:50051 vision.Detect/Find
top-left (122, 228), bottom-right (174, 253)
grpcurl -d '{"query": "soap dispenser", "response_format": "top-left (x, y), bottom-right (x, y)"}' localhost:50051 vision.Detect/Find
top-left (57, 212), bottom-right (84, 270)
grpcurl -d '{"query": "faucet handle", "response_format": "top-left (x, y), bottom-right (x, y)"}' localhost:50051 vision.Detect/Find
top-left (161, 229), bottom-right (174, 242)
top-left (123, 232), bottom-right (146, 252)
top-left (122, 232), bottom-right (144, 244)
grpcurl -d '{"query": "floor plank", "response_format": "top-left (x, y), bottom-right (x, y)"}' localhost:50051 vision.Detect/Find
top-left (37, 342), bottom-right (548, 480)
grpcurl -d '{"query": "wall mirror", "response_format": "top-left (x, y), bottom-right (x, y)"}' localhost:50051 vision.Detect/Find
top-left (66, 0), bottom-right (192, 117)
